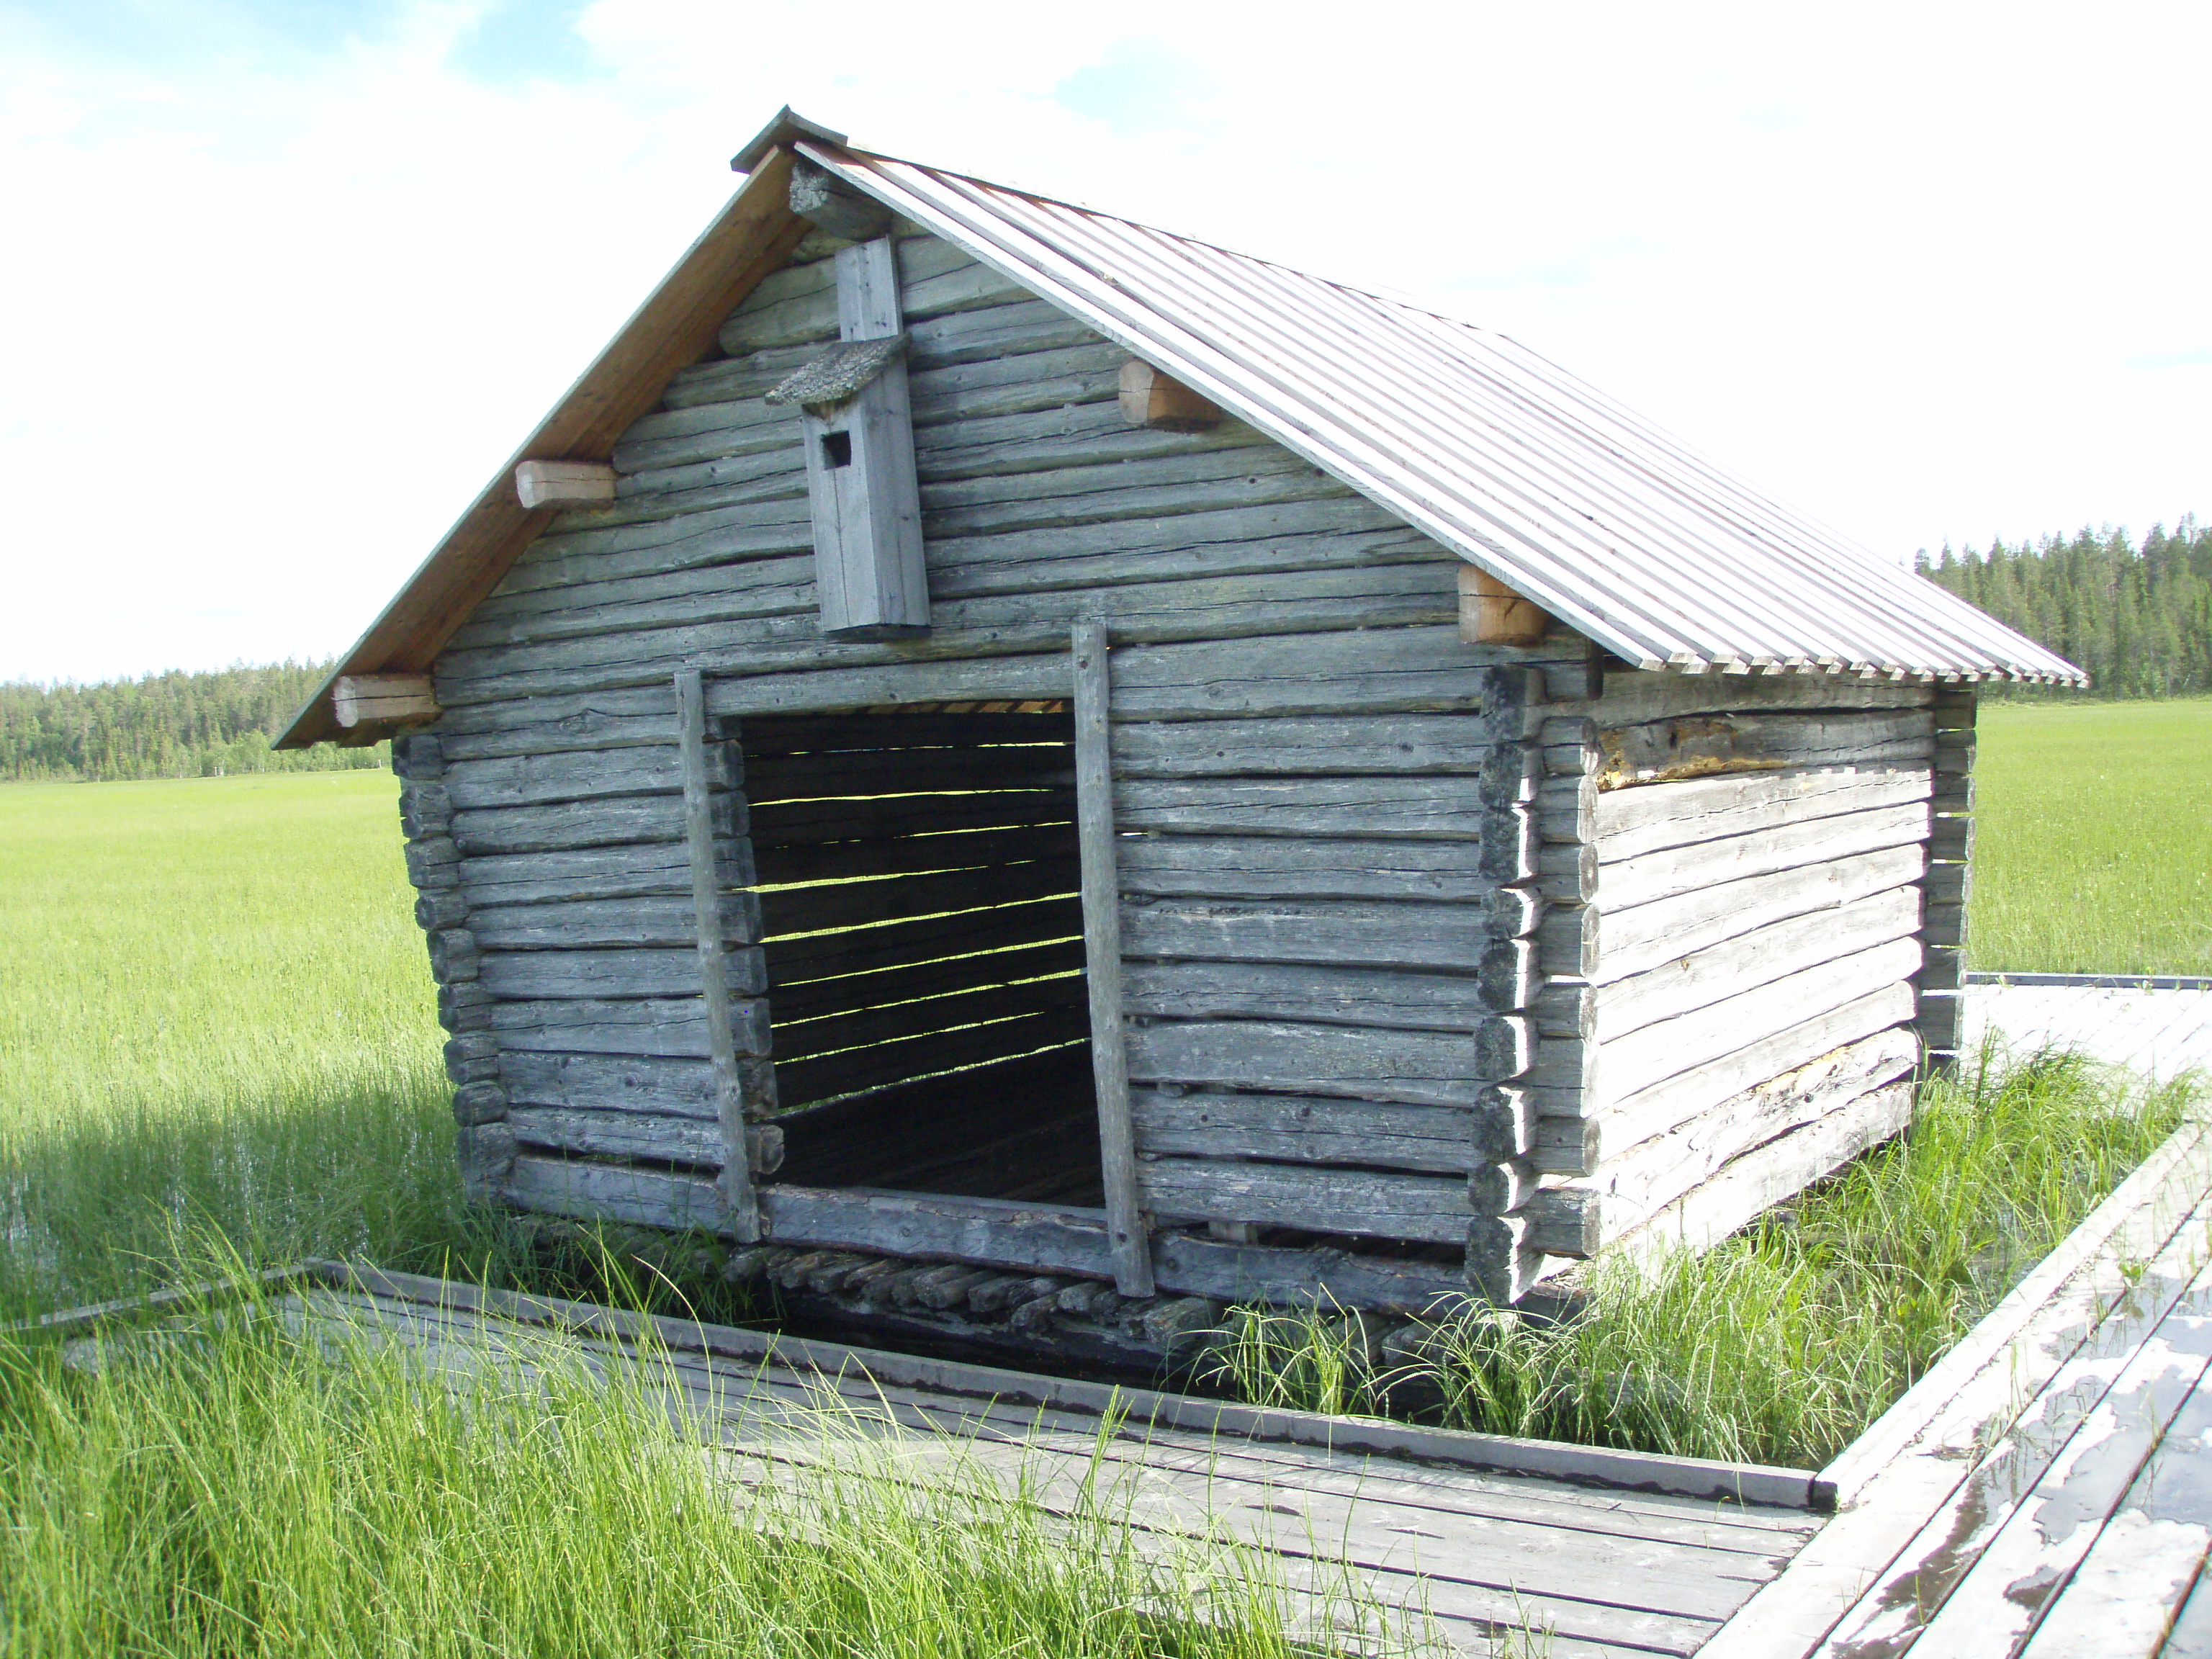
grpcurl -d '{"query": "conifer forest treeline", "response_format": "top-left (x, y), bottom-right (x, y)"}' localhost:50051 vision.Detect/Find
top-left (0, 662), bottom-right (386, 782)
top-left (1916, 518), bottom-right (2211, 697)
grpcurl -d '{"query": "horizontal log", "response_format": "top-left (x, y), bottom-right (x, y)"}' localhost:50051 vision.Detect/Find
top-left (462, 841), bottom-right (752, 909)
top-left (487, 996), bottom-right (771, 1060)
top-left (1483, 804), bottom-right (1539, 883)
top-left (1595, 710), bottom-right (1934, 790)
top-left (1121, 896), bottom-right (1500, 974)
top-left (1588, 937), bottom-right (1922, 1115)
top-left (1148, 1232), bottom-right (1468, 1313)
top-left (1594, 767), bottom-right (1933, 864)
top-left (1109, 713), bottom-right (1506, 776)
top-left (1580, 982), bottom-right (1916, 1156)
top-left (766, 896), bottom-right (1083, 983)
top-left (752, 822), bottom-right (1078, 887)
top-left (929, 492), bottom-right (1411, 582)
top-left (706, 651), bottom-right (1074, 718)
top-left (768, 937), bottom-right (1087, 1025)
top-left (750, 788), bottom-right (1074, 850)
top-left (1536, 903), bottom-right (1599, 978)
top-left (743, 747), bottom-right (1072, 802)
top-left (1126, 1017), bottom-right (1510, 1107)
top-left (1596, 800), bottom-right (1930, 912)
top-left (1121, 959), bottom-right (1498, 1033)
top-left (1916, 989), bottom-right (1964, 1051)
top-left (1130, 1090), bottom-right (1505, 1173)
top-left (772, 974), bottom-right (1086, 1064)
top-left (773, 1012), bottom-right (1087, 1108)
top-left (451, 792), bottom-right (737, 856)
top-left (1918, 946), bottom-right (1964, 989)
top-left (1922, 861), bottom-right (1972, 905)
top-left (1593, 844), bottom-right (1925, 985)
top-left (1481, 937), bottom-right (1537, 1013)
top-left (1922, 901), bottom-right (1969, 950)
top-left (1111, 834), bottom-right (1499, 904)
top-left (478, 947), bottom-right (766, 1002)
top-left (390, 732), bottom-right (444, 780)
top-left (1569, 669), bottom-right (1931, 727)
top-left (1591, 1080), bottom-right (1916, 1269)
top-left (756, 1186), bottom-right (1116, 1277)
top-left (444, 744), bottom-right (728, 810)
top-left (467, 894), bottom-right (761, 952)
top-left (1107, 627), bottom-right (1575, 722)
top-left (1114, 777), bottom-right (1483, 840)
top-left (1536, 840), bottom-right (1597, 904)
top-left (334, 673), bottom-right (439, 729)
top-left (760, 858), bottom-right (1077, 936)
top-left (1534, 773), bottom-right (1595, 843)
top-left (1930, 773), bottom-right (1974, 810)
top-left (919, 447), bottom-right (1342, 543)
top-left (1532, 979), bottom-right (1595, 1040)
top-left (403, 835), bottom-right (459, 893)
top-left (506, 1107), bottom-right (783, 1172)
top-left (1593, 884), bottom-right (1921, 1043)
top-left (1137, 1159), bottom-right (1473, 1244)
top-left (737, 709), bottom-right (1073, 755)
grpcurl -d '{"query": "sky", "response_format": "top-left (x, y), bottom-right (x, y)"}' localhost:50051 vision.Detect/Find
top-left (1, 0), bottom-right (2206, 684)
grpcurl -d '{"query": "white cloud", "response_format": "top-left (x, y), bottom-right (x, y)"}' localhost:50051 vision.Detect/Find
top-left (1, 0), bottom-right (2206, 681)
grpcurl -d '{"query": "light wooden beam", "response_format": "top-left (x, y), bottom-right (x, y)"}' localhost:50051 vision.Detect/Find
top-left (332, 673), bottom-right (440, 729)
top-left (1459, 565), bottom-right (1551, 646)
top-left (1118, 359), bottom-right (1224, 432)
top-left (789, 157), bottom-right (894, 242)
top-left (515, 459), bottom-right (618, 511)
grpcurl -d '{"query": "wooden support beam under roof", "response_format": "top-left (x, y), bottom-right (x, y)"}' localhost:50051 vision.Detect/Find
top-left (333, 674), bottom-right (439, 730)
top-left (514, 459), bottom-right (617, 510)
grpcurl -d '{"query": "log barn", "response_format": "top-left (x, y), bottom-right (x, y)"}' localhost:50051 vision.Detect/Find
top-left (279, 108), bottom-right (2083, 1346)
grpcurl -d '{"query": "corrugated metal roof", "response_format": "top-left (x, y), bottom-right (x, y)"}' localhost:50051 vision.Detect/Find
top-left (803, 140), bottom-right (2083, 685)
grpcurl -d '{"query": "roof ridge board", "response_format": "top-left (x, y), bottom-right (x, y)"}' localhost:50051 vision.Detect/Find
top-left (1020, 186), bottom-right (1940, 673)
top-left (881, 157), bottom-right (1729, 667)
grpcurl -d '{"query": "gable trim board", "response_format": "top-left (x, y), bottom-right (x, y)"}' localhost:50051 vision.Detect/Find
top-left (279, 113), bottom-right (2080, 752)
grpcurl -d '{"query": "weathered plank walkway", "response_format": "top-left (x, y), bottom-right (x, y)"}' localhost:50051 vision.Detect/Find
top-left (271, 1263), bottom-right (1818, 1658)
top-left (1701, 1086), bottom-right (2212, 1657)
top-left (1966, 977), bottom-right (2212, 1080)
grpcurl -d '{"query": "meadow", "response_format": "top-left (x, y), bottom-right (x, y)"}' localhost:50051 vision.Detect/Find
top-left (0, 701), bottom-right (2204, 1653)
top-left (1970, 696), bottom-right (2212, 974)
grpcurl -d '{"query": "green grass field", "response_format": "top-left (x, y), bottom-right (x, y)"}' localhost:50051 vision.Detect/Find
top-left (1971, 697), bottom-right (2212, 974)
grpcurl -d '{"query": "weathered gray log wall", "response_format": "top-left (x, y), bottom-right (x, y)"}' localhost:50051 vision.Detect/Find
top-left (385, 224), bottom-right (1961, 1313)
top-left (1512, 672), bottom-right (1940, 1270)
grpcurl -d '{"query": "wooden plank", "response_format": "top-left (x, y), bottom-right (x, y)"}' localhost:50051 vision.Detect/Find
top-left (772, 1010), bottom-right (1087, 1109)
top-left (1595, 766), bottom-right (1933, 864)
top-left (704, 652), bottom-right (1074, 717)
top-left (460, 840), bottom-right (749, 908)
top-left (743, 744), bottom-right (1071, 801)
top-left (1569, 668), bottom-right (1930, 728)
top-left (466, 894), bottom-right (760, 951)
top-left (1113, 776), bottom-right (1483, 839)
top-left (757, 859), bottom-right (1077, 936)
top-left (678, 669), bottom-right (759, 1241)
top-left (1596, 800), bottom-right (1930, 912)
top-left (1593, 885), bottom-right (1921, 1043)
top-left (451, 792), bottom-right (737, 855)
top-left (1138, 1159), bottom-right (1472, 1243)
top-left (738, 709), bottom-right (1072, 754)
top-left (759, 1184), bottom-right (1118, 1277)
top-left (1595, 709), bottom-right (1933, 789)
top-left (1121, 895), bottom-right (1500, 974)
top-left (768, 937), bottom-right (1085, 1025)
top-left (1109, 714), bottom-right (1505, 776)
top-left (1126, 1018), bottom-right (1505, 1107)
top-left (1588, 938), bottom-right (1923, 1115)
top-left (1107, 626), bottom-right (1575, 721)
top-left (1130, 1091), bottom-right (1496, 1173)
top-left (1072, 621), bottom-right (1154, 1297)
top-left (1122, 959), bottom-right (1491, 1034)
top-left (764, 897), bottom-right (1082, 983)
top-left (1586, 1080), bottom-right (1915, 1266)
top-left (1593, 845), bottom-right (1925, 986)
top-left (333, 673), bottom-right (439, 728)
top-left (478, 947), bottom-right (763, 1002)
top-left (1111, 833), bottom-right (1498, 904)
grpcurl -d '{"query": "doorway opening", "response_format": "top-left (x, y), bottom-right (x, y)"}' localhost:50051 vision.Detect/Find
top-left (737, 702), bottom-right (1104, 1205)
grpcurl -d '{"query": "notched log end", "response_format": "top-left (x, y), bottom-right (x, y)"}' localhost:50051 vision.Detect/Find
top-left (1119, 359), bottom-right (1225, 431)
top-left (1457, 565), bottom-right (1552, 647)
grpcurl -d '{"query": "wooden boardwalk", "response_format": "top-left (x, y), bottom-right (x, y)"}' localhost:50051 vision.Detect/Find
top-left (1965, 979), bottom-right (2212, 1080)
top-left (273, 1264), bottom-right (1819, 1659)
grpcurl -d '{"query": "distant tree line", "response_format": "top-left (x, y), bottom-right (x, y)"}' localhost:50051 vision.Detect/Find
top-left (1915, 518), bottom-right (2212, 697)
top-left (0, 662), bottom-right (389, 782)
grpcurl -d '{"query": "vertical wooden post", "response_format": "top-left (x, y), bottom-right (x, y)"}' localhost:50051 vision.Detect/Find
top-left (675, 669), bottom-right (761, 1243)
top-left (1071, 621), bottom-right (1155, 1297)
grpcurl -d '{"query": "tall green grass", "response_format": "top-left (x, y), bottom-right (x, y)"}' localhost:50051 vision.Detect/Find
top-left (1972, 697), bottom-right (2212, 974)
top-left (0, 1268), bottom-right (1351, 1658)
top-left (1210, 1048), bottom-right (2203, 1469)
top-left (0, 775), bottom-right (460, 1316)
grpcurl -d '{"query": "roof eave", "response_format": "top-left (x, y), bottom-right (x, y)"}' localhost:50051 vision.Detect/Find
top-left (276, 147), bottom-right (811, 748)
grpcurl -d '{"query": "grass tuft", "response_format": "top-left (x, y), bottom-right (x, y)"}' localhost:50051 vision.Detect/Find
top-left (1208, 1046), bottom-right (2202, 1470)
top-left (0, 1259), bottom-right (1361, 1659)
